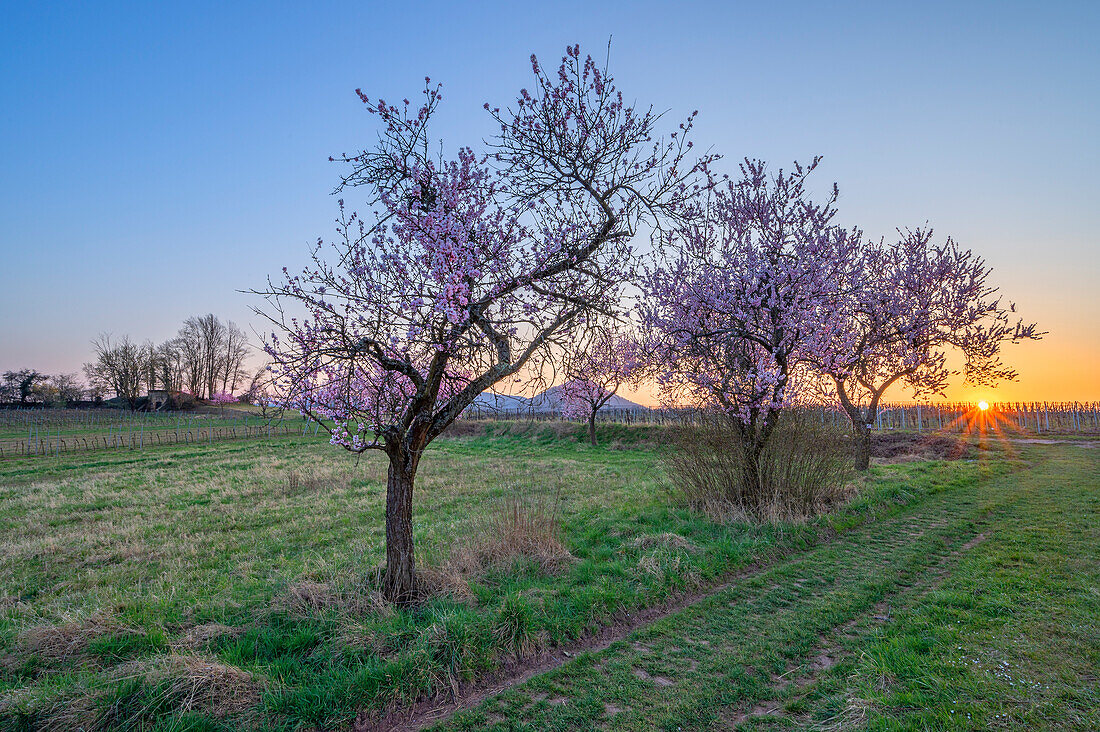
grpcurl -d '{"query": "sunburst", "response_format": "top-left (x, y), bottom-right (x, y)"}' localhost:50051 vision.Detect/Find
top-left (938, 400), bottom-right (1024, 460)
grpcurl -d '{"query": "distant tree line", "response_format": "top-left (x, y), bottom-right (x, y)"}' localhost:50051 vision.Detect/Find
top-left (1, 314), bottom-right (252, 410)
top-left (0, 370), bottom-right (83, 407)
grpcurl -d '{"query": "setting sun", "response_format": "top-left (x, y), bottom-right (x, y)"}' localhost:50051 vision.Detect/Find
top-left (978, 400), bottom-right (990, 411)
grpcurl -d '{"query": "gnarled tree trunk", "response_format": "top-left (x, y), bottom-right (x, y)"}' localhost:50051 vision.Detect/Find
top-left (588, 413), bottom-right (597, 446)
top-left (835, 377), bottom-right (877, 472)
top-left (852, 420), bottom-right (872, 472)
top-left (382, 446), bottom-right (420, 605)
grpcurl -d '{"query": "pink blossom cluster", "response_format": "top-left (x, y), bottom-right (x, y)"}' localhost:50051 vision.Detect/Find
top-left (640, 158), bottom-right (861, 427)
top-left (640, 158), bottom-right (1039, 439)
top-left (816, 227), bottom-right (1040, 424)
top-left (210, 391), bottom-right (237, 405)
top-left (287, 362), bottom-right (470, 452)
top-left (558, 322), bottom-right (641, 421)
top-left (259, 44), bottom-right (710, 454)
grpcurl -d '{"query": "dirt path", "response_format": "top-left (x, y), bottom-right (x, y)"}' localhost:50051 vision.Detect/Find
top-left (355, 542), bottom-right (830, 731)
top-left (1007, 437), bottom-right (1099, 447)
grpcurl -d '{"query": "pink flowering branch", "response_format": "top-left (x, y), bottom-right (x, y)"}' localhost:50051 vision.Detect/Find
top-left (640, 157), bottom-right (862, 466)
top-left (253, 44), bottom-right (711, 604)
top-left (818, 226), bottom-right (1042, 469)
top-left (559, 317), bottom-right (642, 445)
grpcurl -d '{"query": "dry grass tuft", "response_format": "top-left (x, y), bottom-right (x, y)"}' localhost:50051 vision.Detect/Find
top-left (452, 495), bottom-right (574, 573)
top-left (0, 686), bottom-right (98, 732)
top-left (19, 612), bottom-right (131, 662)
top-left (870, 432), bottom-right (970, 463)
top-left (635, 546), bottom-right (702, 587)
top-left (629, 532), bottom-right (698, 553)
top-left (419, 493), bottom-right (574, 601)
top-left (178, 622), bottom-right (242, 650)
top-left (284, 469), bottom-right (325, 494)
top-left (269, 462), bottom-right (366, 497)
top-left (279, 578), bottom-right (392, 617)
top-left (282, 579), bottom-right (338, 613)
top-left (0, 654), bottom-right (258, 729)
top-left (115, 653), bottom-right (260, 718)
top-left (416, 565), bottom-right (476, 603)
top-left (813, 694), bottom-right (874, 731)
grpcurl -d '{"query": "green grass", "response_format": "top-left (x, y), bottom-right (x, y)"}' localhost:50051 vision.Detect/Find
top-left (0, 422), bottom-right (1025, 730)
top-left (431, 444), bottom-right (1099, 731)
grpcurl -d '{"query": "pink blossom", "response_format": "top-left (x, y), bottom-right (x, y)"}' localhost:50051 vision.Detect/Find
top-left (210, 391), bottom-right (237, 405)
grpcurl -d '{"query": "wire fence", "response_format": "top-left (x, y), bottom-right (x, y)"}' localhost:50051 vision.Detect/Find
top-left (462, 401), bottom-right (1100, 435)
top-left (0, 409), bottom-right (320, 459)
top-left (3, 400), bottom-right (1097, 459)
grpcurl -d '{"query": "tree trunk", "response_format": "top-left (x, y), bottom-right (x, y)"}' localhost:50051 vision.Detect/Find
top-left (382, 454), bottom-right (418, 605)
top-left (588, 413), bottom-right (597, 446)
top-left (853, 421), bottom-right (871, 472)
top-left (742, 438), bottom-right (764, 504)
top-left (833, 378), bottom-right (874, 473)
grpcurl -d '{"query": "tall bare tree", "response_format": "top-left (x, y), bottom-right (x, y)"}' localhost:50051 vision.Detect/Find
top-left (154, 339), bottom-right (186, 394)
top-left (43, 373), bottom-right (85, 404)
top-left (83, 334), bottom-right (149, 410)
top-left (218, 321), bottom-right (251, 394)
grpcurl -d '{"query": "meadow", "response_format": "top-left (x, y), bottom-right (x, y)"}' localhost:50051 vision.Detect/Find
top-left (0, 423), bottom-right (1095, 731)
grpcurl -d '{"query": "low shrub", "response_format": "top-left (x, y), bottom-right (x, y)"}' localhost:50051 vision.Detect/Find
top-left (665, 412), bottom-right (854, 522)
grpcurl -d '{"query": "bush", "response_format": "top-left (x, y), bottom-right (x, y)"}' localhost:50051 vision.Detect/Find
top-left (664, 412), bottom-right (854, 522)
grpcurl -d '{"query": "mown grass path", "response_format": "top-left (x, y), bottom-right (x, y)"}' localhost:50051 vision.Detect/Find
top-left (426, 445), bottom-right (1099, 731)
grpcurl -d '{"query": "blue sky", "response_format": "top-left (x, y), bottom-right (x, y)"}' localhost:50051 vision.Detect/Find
top-left (2, 1), bottom-right (1097, 399)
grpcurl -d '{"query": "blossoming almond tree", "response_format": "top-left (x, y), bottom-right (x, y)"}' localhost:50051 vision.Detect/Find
top-left (256, 45), bottom-right (708, 604)
top-left (820, 227), bottom-right (1041, 470)
top-left (559, 318), bottom-right (641, 446)
top-left (640, 158), bottom-right (862, 482)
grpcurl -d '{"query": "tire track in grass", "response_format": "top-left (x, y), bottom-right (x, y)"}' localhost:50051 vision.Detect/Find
top-left (355, 469), bottom-right (986, 732)
top-left (726, 512), bottom-right (999, 729)
top-left (375, 457), bottom-right (1028, 731)
top-left (803, 446), bottom-right (1100, 731)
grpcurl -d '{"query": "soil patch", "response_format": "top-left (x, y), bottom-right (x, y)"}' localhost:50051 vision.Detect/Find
top-left (870, 432), bottom-right (970, 462)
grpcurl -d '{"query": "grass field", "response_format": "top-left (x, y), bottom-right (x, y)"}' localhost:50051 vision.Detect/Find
top-left (0, 422), bottom-right (1093, 730)
top-left (434, 443), bottom-right (1099, 731)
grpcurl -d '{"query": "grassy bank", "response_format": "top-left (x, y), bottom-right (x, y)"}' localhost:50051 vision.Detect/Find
top-left (432, 444), bottom-right (1098, 731)
top-left (0, 423), bottom-right (1009, 730)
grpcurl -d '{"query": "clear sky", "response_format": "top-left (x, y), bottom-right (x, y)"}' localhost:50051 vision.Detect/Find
top-left (2, 1), bottom-right (1097, 403)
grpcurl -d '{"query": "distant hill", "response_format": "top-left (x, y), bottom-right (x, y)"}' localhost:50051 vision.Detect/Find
top-left (469, 392), bottom-right (533, 412)
top-left (469, 386), bottom-right (648, 414)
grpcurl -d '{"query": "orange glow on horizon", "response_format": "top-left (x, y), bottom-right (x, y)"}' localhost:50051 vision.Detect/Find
top-left (611, 328), bottom-right (1096, 409)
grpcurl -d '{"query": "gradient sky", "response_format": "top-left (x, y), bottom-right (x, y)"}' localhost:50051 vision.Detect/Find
top-left (2, 1), bottom-right (1097, 403)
